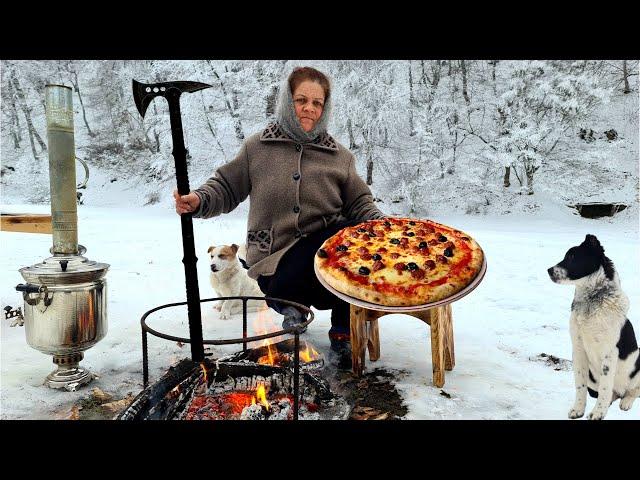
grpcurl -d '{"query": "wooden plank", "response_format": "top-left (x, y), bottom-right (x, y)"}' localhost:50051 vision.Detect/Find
top-left (366, 317), bottom-right (381, 362)
top-left (443, 304), bottom-right (455, 371)
top-left (430, 307), bottom-right (445, 388)
top-left (350, 305), bottom-right (369, 377)
top-left (363, 308), bottom-right (384, 362)
top-left (1, 214), bottom-right (52, 234)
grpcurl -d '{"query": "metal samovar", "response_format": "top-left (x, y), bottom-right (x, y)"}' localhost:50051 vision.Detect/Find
top-left (15, 85), bottom-right (109, 391)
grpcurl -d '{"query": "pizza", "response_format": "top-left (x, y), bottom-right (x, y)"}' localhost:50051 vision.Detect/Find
top-left (314, 217), bottom-right (484, 306)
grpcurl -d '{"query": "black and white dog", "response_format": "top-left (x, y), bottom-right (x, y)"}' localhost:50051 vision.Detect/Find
top-left (548, 234), bottom-right (640, 420)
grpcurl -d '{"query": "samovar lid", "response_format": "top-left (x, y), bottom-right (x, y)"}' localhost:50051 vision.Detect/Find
top-left (19, 245), bottom-right (109, 285)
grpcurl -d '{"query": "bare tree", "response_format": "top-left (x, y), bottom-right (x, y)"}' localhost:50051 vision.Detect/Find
top-left (603, 60), bottom-right (637, 94)
top-left (487, 60), bottom-right (498, 95)
top-left (199, 91), bottom-right (226, 158)
top-left (205, 60), bottom-right (245, 141)
top-left (346, 117), bottom-right (358, 149)
top-left (63, 60), bottom-right (95, 137)
top-left (459, 60), bottom-right (471, 105)
top-left (446, 110), bottom-right (467, 175)
top-left (2, 75), bottom-right (22, 149)
top-left (10, 67), bottom-right (47, 161)
top-left (420, 60), bottom-right (442, 88)
top-left (408, 60), bottom-right (416, 136)
top-left (152, 102), bottom-right (161, 153)
top-left (623, 60), bottom-right (631, 94)
top-left (265, 84), bottom-right (278, 118)
top-left (503, 165), bottom-right (511, 188)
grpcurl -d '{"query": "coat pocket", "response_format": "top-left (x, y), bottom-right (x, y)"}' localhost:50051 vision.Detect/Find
top-left (247, 227), bottom-right (274, 254)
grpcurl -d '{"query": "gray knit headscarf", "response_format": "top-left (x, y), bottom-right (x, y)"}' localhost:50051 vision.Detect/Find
top-left (275, 74), bottom-right (332, 144)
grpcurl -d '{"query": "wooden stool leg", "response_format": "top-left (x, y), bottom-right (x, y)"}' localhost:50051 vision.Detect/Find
top-left (350, 305), bottom-right (368, 376)
top-left (443, 304), bottom-right (455, 371)
top-left (366, 317), bottom-right (380, 361)
top-left (430, 307), bottom-right (445, 388)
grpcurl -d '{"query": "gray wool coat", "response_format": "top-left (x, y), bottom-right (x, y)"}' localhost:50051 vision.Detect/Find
top-left (193, 122), bottom-right (384, 280)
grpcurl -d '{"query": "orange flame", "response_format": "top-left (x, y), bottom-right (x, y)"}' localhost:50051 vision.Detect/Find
top-left (299, 341), bottom-right (321, 363)
top-left (257, 340), bottom-right (279, 365)
top-left (255, 384), bottom-right (270, 410)
top-left (200, 363), bottom-right (208, 385)
top-left (253, 308), bottom-right (282, 365)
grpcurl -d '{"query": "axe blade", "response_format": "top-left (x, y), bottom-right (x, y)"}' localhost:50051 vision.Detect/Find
top-left (132, 79), bottom-right (213, 118)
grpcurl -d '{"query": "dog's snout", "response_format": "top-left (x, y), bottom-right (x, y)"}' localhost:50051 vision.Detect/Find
top-left (547, 267), bottom-right (554, 277)
top-left (211, 265), bottom-right (218, 272)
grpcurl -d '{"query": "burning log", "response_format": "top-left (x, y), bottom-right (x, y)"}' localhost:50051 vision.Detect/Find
top-left (220, 338), bottom-right (324, 370)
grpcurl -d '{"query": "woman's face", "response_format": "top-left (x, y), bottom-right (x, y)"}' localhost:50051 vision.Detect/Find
top-left (292, 80), bottom-right (325, 132)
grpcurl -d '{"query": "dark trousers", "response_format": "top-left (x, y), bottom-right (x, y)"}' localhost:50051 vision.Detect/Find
top-left (257, 219), bottom-right (361, 336)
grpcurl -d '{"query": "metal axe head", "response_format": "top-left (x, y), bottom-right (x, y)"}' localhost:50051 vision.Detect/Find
top-left (132, 79), bottom-right (212, 118)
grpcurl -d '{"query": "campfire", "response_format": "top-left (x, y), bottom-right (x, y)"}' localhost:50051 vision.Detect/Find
top-left (177, 338), bottom-right (325, 420)
top-left (127, 296), bottom-right (342, 420)
top-left (118, 355), bottom-right (348, 421)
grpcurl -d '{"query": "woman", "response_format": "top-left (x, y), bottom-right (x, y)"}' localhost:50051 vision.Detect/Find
top-left (174, 66), bottom-right (384, 368)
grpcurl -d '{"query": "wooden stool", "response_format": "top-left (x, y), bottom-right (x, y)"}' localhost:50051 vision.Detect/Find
top-left (349, 304), bottom-right (455, 387)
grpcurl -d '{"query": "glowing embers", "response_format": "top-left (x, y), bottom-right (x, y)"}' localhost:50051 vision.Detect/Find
top-left (180, 367), bottom-right (322, 420)
top-left (179, 338), bottom-right (327, 420)
top-left (183, 383), bottom-right (303, 420)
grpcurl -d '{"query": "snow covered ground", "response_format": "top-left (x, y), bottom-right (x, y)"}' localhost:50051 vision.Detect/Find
top-left (1, 178), bottom-right (639, 420)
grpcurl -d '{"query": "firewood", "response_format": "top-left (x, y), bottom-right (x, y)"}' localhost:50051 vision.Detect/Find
top-left (91, 387), bottom-right (113, 403)
top-left (60, 405), bottom-right (81, 420)
top-left (351, 405), bottom-right (387, 420)
top-left (101, 393), bottom-right (135, 414)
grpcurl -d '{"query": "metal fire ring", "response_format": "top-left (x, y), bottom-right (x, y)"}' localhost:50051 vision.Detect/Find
top-left (140, 296), bottom-right (314, 421)
top-left (140, 296), bottom-right (314, 382)
top-left (141, 296), bottom-right (313, 345)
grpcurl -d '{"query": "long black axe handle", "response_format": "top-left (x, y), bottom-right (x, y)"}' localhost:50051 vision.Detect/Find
top-left (132, 79), bottom-right (212, 362)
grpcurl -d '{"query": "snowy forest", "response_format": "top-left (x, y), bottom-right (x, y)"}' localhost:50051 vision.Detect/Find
top-left (1, 60), bottom-right (638, 217)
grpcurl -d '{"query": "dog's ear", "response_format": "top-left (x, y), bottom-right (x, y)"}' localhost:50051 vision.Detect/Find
top-left (230, 244), bottom-right (239, 255)
top-left (585, 234), bottom-right (599, 244)
top-left (584, 234), bottom-right (600, 246)
top-left (584, 234), bottom-right (604, 255)
top-left (207, 245), bottom-right (215, 254)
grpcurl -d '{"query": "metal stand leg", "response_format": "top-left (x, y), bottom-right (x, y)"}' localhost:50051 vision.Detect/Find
top-left (142, 330), bottom-right (149, 387)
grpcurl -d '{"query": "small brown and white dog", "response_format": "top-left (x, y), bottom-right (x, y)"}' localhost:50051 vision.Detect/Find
top-left (208, 243), bottom-right (266, 319)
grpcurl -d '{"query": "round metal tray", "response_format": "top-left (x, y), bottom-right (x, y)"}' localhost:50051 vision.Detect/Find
top-left (314, 253), bottom-right (487, 312)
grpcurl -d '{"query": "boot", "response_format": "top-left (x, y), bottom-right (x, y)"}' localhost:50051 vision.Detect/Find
top-left (328, 332), bottom-right (352, 370)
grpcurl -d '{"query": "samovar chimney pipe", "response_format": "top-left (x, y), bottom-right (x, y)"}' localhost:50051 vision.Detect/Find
top-left (45, 84), bottom-right (78, 255)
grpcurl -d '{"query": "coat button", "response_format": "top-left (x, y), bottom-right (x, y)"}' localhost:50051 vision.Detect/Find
top-left (295, 144), bottom-right (302, 152)
top-left (293, 206), bottom-right (300, 213)
top-left (293, 172), bottom-right (300, 181)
